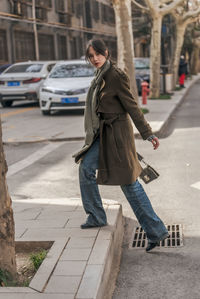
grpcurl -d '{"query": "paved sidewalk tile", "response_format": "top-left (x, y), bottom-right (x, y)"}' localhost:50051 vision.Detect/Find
top-left (65, 217), bottom-right (86, 228)
top-left (66, 237), bottom-right (95, 248)
top-left (0, 287), bottom-right (36, 293)
top-left (18, 228), bottom-right (69, 241)
top-left (0, 295), bottom-right (74, 299)
top-left (15, 209), bottom-right (42, 220)
top-left (64, 227), bottom-right (99, 238)
top-left (0, 295), bottom-right (27, 299)
top-left (36, 211), bottom-right (72, 220)
top-left (54, 261), bottom-right (86, 276)
top-left (106, 205), bottom-right (120, 227)
top-left (97, 228), bottom-right (113, 240)
top-left (60, 248), bottom-right (91, 261)
top-left (15, 218), bottom-right (68, 229)
top-left (45, 275), bottom-right (81, 293)
top-left (25, 295), bottom-right (74, 299)
top-left (88, 239), bottom-right (111, 265)
top-left (76, 265), bottom-right (104, 299)
top-left (15, 227), bottom-right (28, 238)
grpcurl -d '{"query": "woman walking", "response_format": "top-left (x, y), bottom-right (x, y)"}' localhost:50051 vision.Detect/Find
top-left (73, 39), bottom-right (169, 252)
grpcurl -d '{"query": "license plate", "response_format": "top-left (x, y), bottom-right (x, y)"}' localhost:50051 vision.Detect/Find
top-left (7, 81), bottom-right (20, 86)
top-left (61, 97), bottom-right (79, 103)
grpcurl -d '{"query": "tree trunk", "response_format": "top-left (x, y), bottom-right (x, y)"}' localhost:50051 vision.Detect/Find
top-left (171, 22), bottom-right (186, 89)
top-left (190, 40), bottom-right (200, 75)
top-left (0, 117), bottom-right (16, 277)
top-left (149, 14), bottom-right (162, 98)
top-left (112, 0), bottom-right (138, 102)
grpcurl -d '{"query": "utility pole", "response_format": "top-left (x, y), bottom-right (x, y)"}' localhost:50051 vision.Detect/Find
top-left (32, 0), bottom-right (39, 60)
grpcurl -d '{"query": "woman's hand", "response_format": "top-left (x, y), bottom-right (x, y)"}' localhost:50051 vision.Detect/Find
top-left (151, 137), bottom-right (159, 150)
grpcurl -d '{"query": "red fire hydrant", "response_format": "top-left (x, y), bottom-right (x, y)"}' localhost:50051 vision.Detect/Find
top-left (141, 81), bottom-right (149, 105)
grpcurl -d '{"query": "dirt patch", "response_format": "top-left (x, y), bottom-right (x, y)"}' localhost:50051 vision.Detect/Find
top-left (0, 241), bottom-right (53, 287)
top-left (15, 251), bottom-right (38, 286)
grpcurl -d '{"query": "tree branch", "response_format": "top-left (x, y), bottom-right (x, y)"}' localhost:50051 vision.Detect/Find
top-left (131, 0), bottom-right (149, 11)
top-left (160, 0), bottom-right (174, 4)
top-left (160, 0), bottom-right (185, 15)
top-left (143, 0), bottom-right (155, 11)
top-left (183, 8), bottom-right (200, 23)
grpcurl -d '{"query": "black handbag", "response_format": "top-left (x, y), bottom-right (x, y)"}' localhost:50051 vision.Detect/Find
top-left (137, 153), bottom-right (159, 184)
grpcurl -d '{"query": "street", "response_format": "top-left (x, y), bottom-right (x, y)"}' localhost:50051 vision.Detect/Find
top-left (1, 101), bottom-right (84, 143)
top-left (113, 81), bottom-right (200, 299)
top-left (1, 81), bottom-right (200, 298)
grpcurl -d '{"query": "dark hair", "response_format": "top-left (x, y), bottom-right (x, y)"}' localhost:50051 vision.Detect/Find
top-left (85, 39), bottom-right (110, 61)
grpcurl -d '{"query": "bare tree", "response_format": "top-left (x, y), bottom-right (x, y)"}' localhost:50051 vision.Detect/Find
top-left (132, 0), bottom-right (185, 98)
top-left (190, 37), bottom-right (200, 74)
top-left (0, 117), bottom-right (16, 277)
top-left (171, 1), bottom-right (200, 87)
top-left (112, 0), bottom-right (139, 101)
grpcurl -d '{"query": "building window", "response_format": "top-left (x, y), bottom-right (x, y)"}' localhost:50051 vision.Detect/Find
top-left (107, 6), bottom-right (115, 24)
top-left (0, 30), bottom-right (8, 63)
top-left (35, 0), bottom-right (52, 8)
top-left (58, 35), bottom-right (68, 59)
top-left (35, 7), bottom-right (47, 21)
top-left (101, 4), bottom-right (115, 25)
top-left (38, 34), bottom-right (55, 60)
top-left (93, 1), bottom-right (99, 21)
top-left (68, 0), bottom-right (75, 14)
top-left (75, 0), bottom-right (82, 18)
top-left (58, 13), bottom-right (71, 26)
top-left (70, 37), bottom-right (78, 59)
top-left (55, 0), bottom-right (65, 12)
top-left (14, 31), bottom-right (35, 61)
top-left (11, 0), bottom-right (28, 17)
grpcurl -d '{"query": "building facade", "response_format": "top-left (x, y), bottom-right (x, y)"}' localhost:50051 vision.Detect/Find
top-left (0, 0), bottom-right (117, 64)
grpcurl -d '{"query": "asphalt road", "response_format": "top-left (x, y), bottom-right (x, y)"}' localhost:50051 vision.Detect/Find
top-left (2, 82), bottom-right (200, 298)
top-left (1, 100), bottom-right (84, 143)
top-left (113, 81), bottom-right (200, 299)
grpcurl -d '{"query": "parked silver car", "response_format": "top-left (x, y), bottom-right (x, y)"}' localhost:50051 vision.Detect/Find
top-left (0, 61), bottom-right (56, 107)
top-left (39, 60), bottom-right (95, 115)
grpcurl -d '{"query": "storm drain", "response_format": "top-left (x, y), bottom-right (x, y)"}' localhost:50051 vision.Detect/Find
top-left (130, 224), bottom-right (183, 249)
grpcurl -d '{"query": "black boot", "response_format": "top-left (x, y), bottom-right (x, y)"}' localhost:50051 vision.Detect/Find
top-left (146, 233), bottom-right (170, 252)
top-left (146, 241), bottom-right (159, 252)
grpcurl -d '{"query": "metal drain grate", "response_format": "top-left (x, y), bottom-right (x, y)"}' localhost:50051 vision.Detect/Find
top-left (131, 224), bottom-right (183, 249)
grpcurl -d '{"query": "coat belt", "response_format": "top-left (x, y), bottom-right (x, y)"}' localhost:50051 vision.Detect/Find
top-left (99, 113), bottom-right (128, 176)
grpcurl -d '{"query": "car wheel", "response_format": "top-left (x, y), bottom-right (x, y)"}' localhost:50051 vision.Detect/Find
top-left (41, 110), bottom-right (50, 116)
top-left (1, 100), bottom-right (13, 107)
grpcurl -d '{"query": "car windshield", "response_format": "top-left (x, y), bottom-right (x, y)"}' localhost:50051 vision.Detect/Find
top-left (5, 64), bottom-right (43, 73)
top-left (134, 59), bottom-right (150, 69)
top-left (49, 64), bottom-right (95, 78)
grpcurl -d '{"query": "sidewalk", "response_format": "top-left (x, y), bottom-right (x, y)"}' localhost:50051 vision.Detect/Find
top-left (1, 74), bottom-right (200, 299)
top-left (0, 198), bottom-right (123, 299)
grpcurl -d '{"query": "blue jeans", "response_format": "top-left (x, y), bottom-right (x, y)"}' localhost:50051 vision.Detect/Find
top-left (79, 137), bottom-right (168, 242)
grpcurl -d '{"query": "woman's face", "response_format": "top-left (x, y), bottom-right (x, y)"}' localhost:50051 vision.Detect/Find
top-left (88, 46), bottom-right (108, 69)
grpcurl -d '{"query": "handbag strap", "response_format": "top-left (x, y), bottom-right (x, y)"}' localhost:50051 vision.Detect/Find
top-left (137, 152), bottom-right (149, 166)
top-left (137, 152), bottom-right (143, 161)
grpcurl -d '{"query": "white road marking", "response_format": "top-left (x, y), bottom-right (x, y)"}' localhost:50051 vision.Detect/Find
top-left (7, 142), bottom-right (67, 178)
top-left (190, 181), bottom-right (200, 190)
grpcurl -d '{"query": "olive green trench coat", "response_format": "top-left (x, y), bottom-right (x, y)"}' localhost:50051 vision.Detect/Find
top-left (75, 63), bottom-right (153, 185)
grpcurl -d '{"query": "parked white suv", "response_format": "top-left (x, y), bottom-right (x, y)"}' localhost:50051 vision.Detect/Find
top-left (0, 61), bottom-right (56, 107)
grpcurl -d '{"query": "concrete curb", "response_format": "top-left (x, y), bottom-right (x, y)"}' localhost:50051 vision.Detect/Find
top-left (75, 204), bottom-right (124, 299)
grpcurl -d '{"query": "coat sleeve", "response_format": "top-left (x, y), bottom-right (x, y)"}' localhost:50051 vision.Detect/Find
top-left (115, 70), bottom-right (153, 140)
